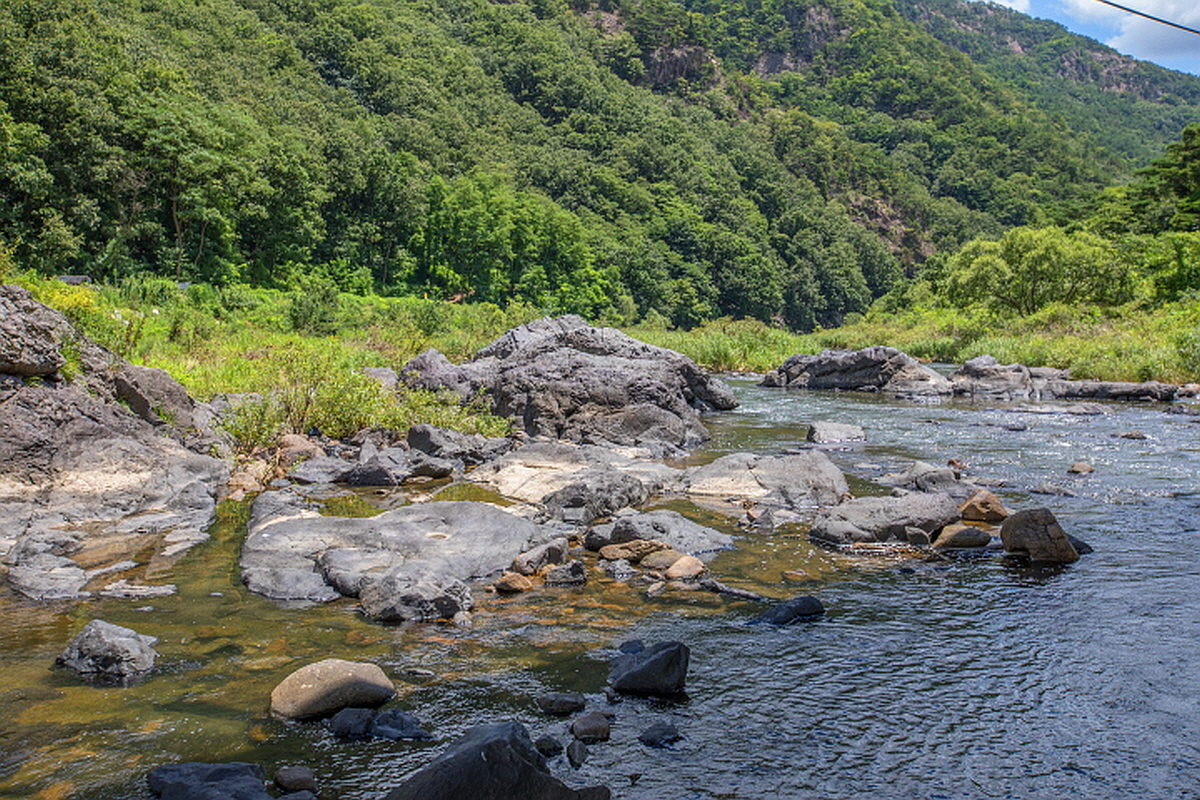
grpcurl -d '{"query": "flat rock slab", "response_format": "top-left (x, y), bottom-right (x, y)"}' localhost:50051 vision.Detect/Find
top-left (684, 451), bottom-right (849, 513)
top-left (270, 658), bottom-right (395, 720)
top-left (240, 492), bottom-right (554, 606)
top-left (607, 510), bottom-right (734, 559)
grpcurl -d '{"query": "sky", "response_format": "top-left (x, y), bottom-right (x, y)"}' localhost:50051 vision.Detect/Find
top-left (976, 0), bottom-right (1200, 75)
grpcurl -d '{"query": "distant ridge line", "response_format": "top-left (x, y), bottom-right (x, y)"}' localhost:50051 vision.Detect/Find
top-left (1093, 0), bottom-right (1200, 37)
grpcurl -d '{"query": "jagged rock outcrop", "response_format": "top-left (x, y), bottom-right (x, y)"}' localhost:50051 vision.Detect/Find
top-left (0, 284), bottom-right (228, 601)
top-left (761, 346), bottom-right (953, 398)
top-left (400, 315), bottom-right (737, 455)
top-left (951, 355), bottom-right (1176, 402)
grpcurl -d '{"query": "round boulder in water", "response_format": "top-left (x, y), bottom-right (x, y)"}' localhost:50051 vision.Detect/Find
top-left (755, 595), bottom-right (825, 625)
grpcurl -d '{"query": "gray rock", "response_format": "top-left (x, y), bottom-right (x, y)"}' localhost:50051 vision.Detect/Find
top-left (407, 424), bottom-right (512, 466)
top-left (638, 721), bottom-right (683, 748)
top-left (609, 640), bottom-right (689, 696)
top-left (755, 595), bottom-right (825, 624)
top-left (761, 347), bottom-right (953, 398)
top-left (806, 421), bottom-right (866, 444)
top-left (270, 659), bottom-right (396, 720)
top-left (383, 721), bottom-right (610, 800)
top-left (536, 692), bottom-right (587, 716)
top-left (274, 766), bottom-right (318, 794)
top-left (56, 620), bottom-right (158, 680)
top-left (1000, 508), bottom-right (1080, 564)
top-left (363, 367), bottom-right (399, 392)
top-left (287, 455), bottom-right (353, 484)
top-left (608, 510), bottom-right (733, 559)
top-left (147, 762), bottom-right (270, 800)
top-left (684, 451), bottom-right (849, 513)
top-left (359, 572), bottom-right (474, 622)
top-left (879, 460), bottom-right (978, 500)
top-left (541, 470), bottom-right (648, 524)
top-left (370, 708), bottom-right (433, 740)
top-left (401, 316), bottom-right (736, 455)
top-left (328, 707), bottom-right (376, 739)
top-left (570, 710), bottom-right (610, 743)
top-left (933, 524), bottom-right (993, 548)
top-left (544, 560), bottom-right (587, 587)
top-left (512, 538), bottom-right (569, 576)
top-left (603, 558), bottom-right (638, 582)
top-left (809, 493), bottom-right (961, 546)
top-left (566, 739), bottom-right (589, 769)
top-left (534, 735), bottom-right (564, 758)
top-left (0, 285), bottom-right (67, 376)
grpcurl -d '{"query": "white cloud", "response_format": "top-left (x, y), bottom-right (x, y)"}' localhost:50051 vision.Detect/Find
top-left (1103, 1), bottom-right (1200, 59)
top-left (986, 0), bottom-right (1033, 12)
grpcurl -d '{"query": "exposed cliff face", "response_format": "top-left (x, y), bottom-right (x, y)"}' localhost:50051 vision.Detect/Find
top-left (0, 284), bottom-right (229, 601)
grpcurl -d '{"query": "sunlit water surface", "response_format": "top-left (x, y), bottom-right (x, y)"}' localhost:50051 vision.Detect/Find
top-left (2, 379), bottom-right (1199, 799)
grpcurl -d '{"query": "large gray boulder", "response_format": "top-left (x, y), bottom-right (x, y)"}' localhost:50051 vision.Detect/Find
top-left (809, 493), bottom-right (961, 546)
top-left (56, 619), bottom-right (158, 680)
top-left (604, 510), bottom-right (734, 559)
top-left (147, 762), bottom-right (271, 800)
top-left (401, 316), bottom-right (737, 454)
top-left (684, 451), bottom-right (849, 512)
top-left (1, 287), bottom-right (228, 601)
top-left (240, 492), bottom-right (553, 617)
top-left (384, 721), bottom-right (610, 800)
top-left (951, 355), bottom-right (1177, 403)
top-left (761, 346), bottom-right (952, 398)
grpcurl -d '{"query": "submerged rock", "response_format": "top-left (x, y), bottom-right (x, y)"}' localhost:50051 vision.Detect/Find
top-left (401, 315), bottom-right (736, 455)
top-left (755, 595), bottom-right (825, 624)
top-left (56, 619), bottom-right (158, 680)
top-left (383, 721), bottom-right (610, 800)
top-left (638, 721), bottom-right (683, 748)
top-left (148, 762), bottom-right (270, 800)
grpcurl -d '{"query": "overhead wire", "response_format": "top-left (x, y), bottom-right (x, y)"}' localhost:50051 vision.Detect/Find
top-left (1093, 0), bottom-right (1200, 37)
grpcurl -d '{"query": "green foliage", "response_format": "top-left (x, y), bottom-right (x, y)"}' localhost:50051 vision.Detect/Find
top-left (288, 271), bottom-right (342, 335)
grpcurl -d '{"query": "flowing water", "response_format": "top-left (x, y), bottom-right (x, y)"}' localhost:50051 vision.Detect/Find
top-left (2, 379), bottom-right (1200, 799)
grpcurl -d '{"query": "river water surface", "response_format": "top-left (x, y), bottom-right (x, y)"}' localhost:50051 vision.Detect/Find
top-left (2, 379), bottom-right (1199, 799)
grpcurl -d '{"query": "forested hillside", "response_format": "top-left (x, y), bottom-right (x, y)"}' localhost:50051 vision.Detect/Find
top-left (2, 0), bottom-right (1198, 331)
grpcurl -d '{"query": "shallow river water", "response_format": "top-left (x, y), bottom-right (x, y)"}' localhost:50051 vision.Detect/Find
top-left (2, 379), bottom-right (1199, 800)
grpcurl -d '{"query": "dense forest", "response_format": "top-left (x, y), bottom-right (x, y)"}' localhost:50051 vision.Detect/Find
top-left (2, 0), bottom-right (1200, 331)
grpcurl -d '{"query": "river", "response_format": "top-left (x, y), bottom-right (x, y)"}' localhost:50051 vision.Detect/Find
top-left (2, 378), bottom-right (1199, 799)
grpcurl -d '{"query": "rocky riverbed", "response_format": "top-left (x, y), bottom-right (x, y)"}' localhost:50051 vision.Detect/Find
top-left (3, 289), bottom-right (1199, 799)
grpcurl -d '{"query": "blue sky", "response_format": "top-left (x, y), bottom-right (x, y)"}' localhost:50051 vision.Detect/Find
top-left (977, 0), bottom-right (1200, 75)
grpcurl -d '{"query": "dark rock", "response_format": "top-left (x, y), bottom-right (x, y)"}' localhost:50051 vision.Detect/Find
top-left (638, 721), bottom-right (683, 748)
top-left (541, 470), bottom-right (648, 525)
top-left (511, 538), bottom-right (569, 576)
top-left (566, 739), bottom-right (589, 769)
top-left (359, 572), bottom-right (474, 622)
top-left (536, 692), bottom-right (587, 716)
top-left (570, 710), bottom-right (611, 743)
top-left (805, 421), bottom-right (866, 444)
top-left (761, 347), bottom-right (953, 398)
top-left (382, 721), bottom-right (609, 800)
top-left (342, 447), bottom-right (413, 486)
top-left (0, 285), bottom-right (67, 376)
top-left (269, 658), bottom-right (395, 720)
top-left (809, 493), bottom-right (961, 546)
top-left (407, 424), bottom-right (512, 466)
top-left (1000, 508), bottom-right (1080, 565)
top-left (400, 315), bottom-right (736, 455)
top-left (608, 510), bottom-right (734, 558)
top-left (278, 792), bottom-right (318, 800)
top-left (370, 708), bottom-right (433, 740)
top-left (56, 619), bottom-right (158, 679)
top-left (697, 577), bottom-right (769, 602)
top-left (275, 766), bottom-right (318, 794)
top-left (755, 595), bottom-right (825, 624)
top-left (534, 735), bottom-right (564, 758)
top-left (609, 641), bottom-right (689, 696)
top-left (932, 523), bottom-right (993, 548)
top-left (147, 762), bottom-right (269, 800)
top-left (543, 560), bottom-right (587, 587)
top-left (328, 707), bottom-right (376, 739)
top-left (287, 455), bottom-right (352, 484)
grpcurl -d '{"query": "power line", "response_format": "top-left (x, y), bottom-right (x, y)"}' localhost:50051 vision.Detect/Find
top-left (1094, 0), bottom-right (1200, 37)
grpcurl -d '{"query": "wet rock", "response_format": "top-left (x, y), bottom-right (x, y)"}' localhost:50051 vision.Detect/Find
top-left (805, 421), bottom-right (866, 444)
top-left (950, 356), bottom-right (1044, 401)
top-left (270, 658), bottom-right (395, 720)
top-left (56, 620), bottom-right (158, 680)
top-left (761, 346), bottom-right (953, 398)
top-left (147, 762), bottom-right (270, 800)
top-left (905, 527), bottom-right (932, 546)
top-left (275, 766), bottom-right (318, 794)
top-left (959, 489), bottom-right (1010, 523)
top-left (544, 560), bottom-right (587, 586)
top-left (638, 721), bottom-right (683, 748)
top-left (328, 707), bottom-right (376, 739)
top-left (566, 739), bottom-right (589, 769)
top-left (604, 559), bottom-right (638, 581)
top-left (1000, 508), bottom-right (1080, 565)
top-left (382, 721), bottom-right (610, 800)
top-left (279, 791), bottom-right (318, 800)
top-left (933, 524), bottom-right (993, 548)
top-left (407, 424), bottom-right (512, 466)
top-left (684, 452), bottom-right (849, 513)
top-left (511, 538), bottom-right (569, 576)
top-left (570, 710), bottom-right (611, 743)
top-left (755, 595), bottom-right (825, 624)
top-left (492, 571), bottom-right (534, 594)
top-left (609, 640), bottom-right (689, 696)
top-left (370, 708), bottom-right (433, 740)
top-left (1030, 482), bottom-right (1077, 497)
top-left (639, 549), bottom-right (686, 572)
top-left (607, 510), bottom-right (734, 558)
top-left (809, 493), bottom-right (961, 546)
top-left (534, 735), bottom-right (564, 758)
top-left (536, 692), bottom-right (587, 716)
top-left (359, 573), bottom-right (474, 622)
top-left (541, 470), bottom-right (647, 525)
top-left (1067, 462), bottom-right (1095, 475)
top-left (401, 315), bottom-right (736, 455)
